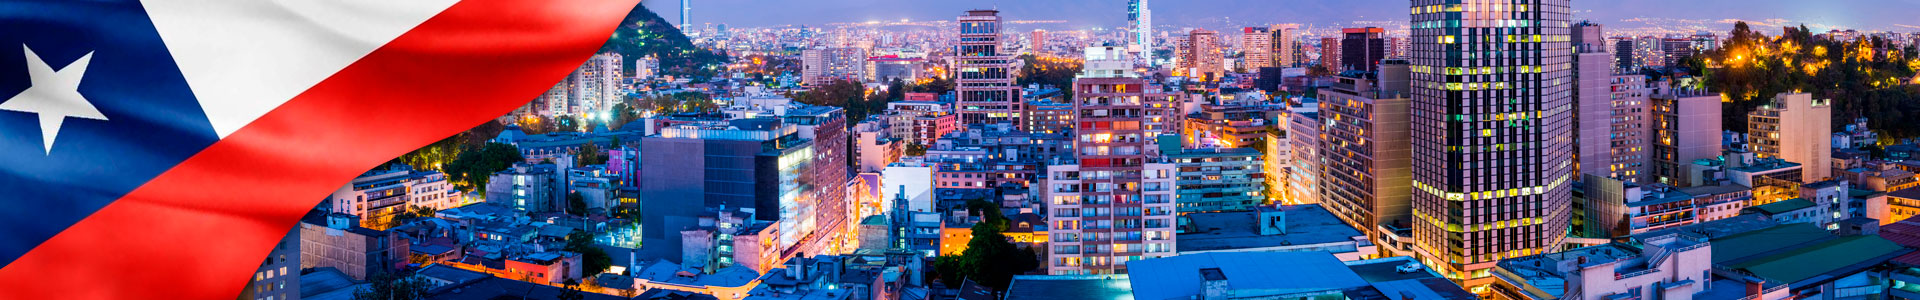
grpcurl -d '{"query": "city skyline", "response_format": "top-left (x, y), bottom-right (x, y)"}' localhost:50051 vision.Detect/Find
top-left (645, 0), bottom-right (1920, 33)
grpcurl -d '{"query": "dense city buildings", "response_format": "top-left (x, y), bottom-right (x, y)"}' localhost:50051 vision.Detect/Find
top-left (1339, 27), bottom-right (1387, 73)
top-left (953, 10), bottom-right (1024, 128)
top-left (1748, 92), bottom-right (1833, 183)
top-left (800, 47), bottom-right (868, 86)
top-left (1318, 61), bottom-right (1415, 243)
top-left (1408, 0), bottom-right (1576, 288)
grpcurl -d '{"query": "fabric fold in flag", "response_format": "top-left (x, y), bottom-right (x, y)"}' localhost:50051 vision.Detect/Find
top-left (0, 0), bottom-right (641, 298)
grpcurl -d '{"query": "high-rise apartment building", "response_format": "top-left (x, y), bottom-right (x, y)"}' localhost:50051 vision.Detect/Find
top-left (802, 47), bottom-right (868, 86)
top-left (1272, 24), bottom-right (1300, 67)
top-left (954, 10), bottom-right (1024, 128)
top-left (1748, 93), bottom-right (1832, 183)
top-left (1320, 37), bottom-right (1341, 72)
top-left (1573, 22), bottom-right (1650, 183)
top-left (1243, 27), bottom-right (1274, 70)
top-left (1043, 48), bottom-right (1179, 274)
top-left (1032, 29), bottom-right (1048, 54)
top-left (1178, 29), bottom-right (1223, 81)
top-left (1319, 61), bottom-right (1415, 241)
top-left (1341, 27), bottom-right (1387, 73)
top-left (1612, 39), bottom-right (1635, 72)
top-left (1285, 99), bottom-right (1322, 205)
top-left (1128, 0), bottom-right (1153, 65)
top-left (1389, 36), bottom-right (1412, 58)
top-left (569, 53), bottom-right (623, 116)
top-left (1408, 0), bottom-right (1575, 288)
top-left (1651, 90), bottom-right (1722, 186)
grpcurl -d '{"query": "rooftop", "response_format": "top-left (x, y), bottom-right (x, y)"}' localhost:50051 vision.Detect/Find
top-left (1128, 252), bottom-right (1369, 300)
top-left (1004, 275), bottom-right (1135, 300)
top-left (1746, 198), bottom-right (1815, 215)
top-left (1177, 205), bottom-right (1365, 253)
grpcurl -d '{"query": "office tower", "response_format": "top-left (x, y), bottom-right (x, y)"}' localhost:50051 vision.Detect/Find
top-left (1128, 0), bottom-right (1153, 65)
top-left (1409, 0), bottom-right (1575, 288)
top-left (1243, 27), bottom-right (1274, 70)
top-left (1320, 37), bottom-right (1341, 72)
top-left (1179, 29), bottom-right (1223, 81)
top-left (1272, 24), bottom-right (1300, 67)
top-left (1340, 27), bottom-right (1387, 73)
top-left (801, 48), bottom-right (868, 86)
top-left (1319, 60), bottom-right (1414, 240)
top-left (641, 119), bottom-right (820, 261)
top-left (1612, 39), bottom-right (1635, 72)
top-left (1651, 90), bottom-right (1721, 186)
top-left (1043, 48), bottom-right (1179, 274)
top-left (953, 10), bottom-right (1023, 128)
top-left (680, 0), bottom-right (691, 30)
top-left (1748, 93), bottom-right (1832, 183)
top-left (1033, 29), bottom-right (1048, 53)
top-left (570, 53), bottom-right (622, 116)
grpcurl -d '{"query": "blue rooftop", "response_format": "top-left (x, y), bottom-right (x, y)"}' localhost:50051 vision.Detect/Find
top-left (1127, 252), bottom-right (1369, 300)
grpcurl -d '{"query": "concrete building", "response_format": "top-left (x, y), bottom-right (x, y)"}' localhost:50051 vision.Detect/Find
top-left (1340, 27), bottom-right (1387, 73)
top-left (1177, 205), bottom-right (1376, 260)
top-left (1178, 29), bottom-right (1223, 81)
top-left (1285, 100), bottom-right (1323, 205)
top-left (801, 48), bottom-right (868, 86)
top-left (1573, 22), bottom-right (1653, 183)
top-left (1748, 93), bottom-right (1833, 183)
top-left (299, 212), bottom-right (408, 282)
top-left (1652, 90), bottom-right (1723, 186)
top-left (1127, 0), bottom-right (1153, 66)
top-left (953, 10), bottom-right (1024, 128)
top-left (484, 163), bottom-right (564, 213)
top-left (238, 228), bottom-right (300, 300)
top-left (1242, 27), bottom-right (1273, 71)
top-left (328, 165), bottom-right (464, 230)
top-left (1318, 62), bottom-right (1414, 242)
top-left (1491, 234), bottom-right (1711, 300)
top-left (1042, 76), bottom-right (1180, 275)
top-left (1320, 37), bottom-right (1341, 72)
top-left (1164, 147), bottom-right (1266, 213)
top-left (1408, 0), bottom-right (1576, 288)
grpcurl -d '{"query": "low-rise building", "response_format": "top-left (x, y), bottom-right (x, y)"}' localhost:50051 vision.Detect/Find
top-left (1176, 205), bottom-right (1375, 260)
top-left (1491, 234), bottom-right (1711, 300)
top-left (298, 212), bottom-right (409, 281)
top-left (1165, 147), bottom-right (1266, 213)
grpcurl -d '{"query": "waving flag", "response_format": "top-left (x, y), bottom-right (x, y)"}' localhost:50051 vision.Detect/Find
top-left (0, 0), bottom-right (640, 298)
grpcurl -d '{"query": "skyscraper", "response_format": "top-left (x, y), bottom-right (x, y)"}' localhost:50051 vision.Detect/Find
top-left (1340, 27), bottom-right (1387, 73)
top-left (680, 0), bottom-right (691, 31)
top-left (1128, 0), bottom-right (1153, 65)
top-left (1408, 0), bottom-right (1575, 289)
top-left (1272, 24), bottom-right (1300, 67)
top-left (1243, 27), bottom-right (1274, 70)
top-left (953, 10), bottom-right (1023, 128)
top-left (1320, 37), bottom-right (1341, 72)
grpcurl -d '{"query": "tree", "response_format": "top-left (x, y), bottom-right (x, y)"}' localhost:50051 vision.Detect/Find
top-left (905, 142), bottom-right (928, 157)
top-left (1016, 54), bottom-right (1084, 99)
top-left (931, 199), bottom-right (1040, 297)
top-left (558, 279), bottom-right (586, 300)
top-left (443, 142), bottom-right (524, 190)
top-left (567, 192), bottom-right (590, 217)
top-left (352, 271), bottom-right (429, 300)
top-left (576, 142), bottom-right (608, 167)
top-left (566, 229), bottom-right (614, 275)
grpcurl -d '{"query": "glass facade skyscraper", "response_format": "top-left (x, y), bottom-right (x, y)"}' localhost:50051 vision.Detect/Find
top-left (1407, 0), bottom-right (1575, 289)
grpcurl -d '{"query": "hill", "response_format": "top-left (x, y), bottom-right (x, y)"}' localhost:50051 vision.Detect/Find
top-left (598, 3), bottom-right (728, 78)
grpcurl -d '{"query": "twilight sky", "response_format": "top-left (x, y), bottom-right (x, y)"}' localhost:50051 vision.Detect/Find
top-left (643, 0), bottom-right (1920, 33)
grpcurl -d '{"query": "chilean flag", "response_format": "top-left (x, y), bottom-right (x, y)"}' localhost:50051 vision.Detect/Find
top-left (0, 0), bottom-right (640, 298)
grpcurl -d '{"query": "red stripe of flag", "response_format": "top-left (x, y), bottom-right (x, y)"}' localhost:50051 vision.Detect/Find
top-left (0, 0), bottom-right (639, 298)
